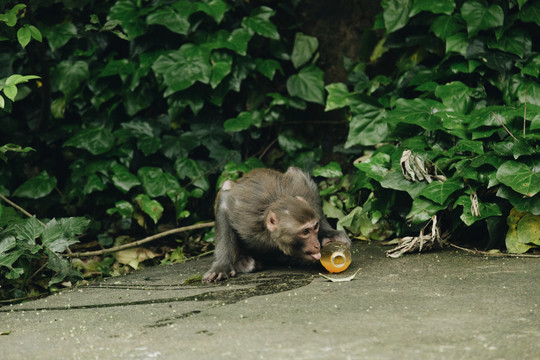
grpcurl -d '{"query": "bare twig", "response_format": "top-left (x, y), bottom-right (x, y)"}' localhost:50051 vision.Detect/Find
top-left (26, 261), bottom-right (49, 283)
top-left (257, 138), bottom-right (279, 160)
top-left (386, 216), bottom-right (448, 258)
top-left (492, 112), bottom-right (518, 141)
top-left (0, 194), bottom-right (46, 227)
top-left (449, 243), bottom-right (540, 258)
top-left (183, 249), bottom-right (214, 262)
top-left (0, 293), bottom-right (49, 305)
top-left (523, 86), bottom-right (527, 138)
top-left (68, 221), bottom-right (215, 257)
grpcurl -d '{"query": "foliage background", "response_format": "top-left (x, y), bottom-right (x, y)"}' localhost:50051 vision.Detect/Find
top-left (0, 0), bottom-right (538, 301)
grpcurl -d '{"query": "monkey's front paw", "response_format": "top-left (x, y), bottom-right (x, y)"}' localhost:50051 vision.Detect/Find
top-left (202, 264), bottom-right (237, 283)
top-left (322, 230), bottom-right (351, 248)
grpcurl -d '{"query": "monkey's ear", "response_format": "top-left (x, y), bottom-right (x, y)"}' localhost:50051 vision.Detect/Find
top-left (221, 180), bottom-right (234, 191)
top-left (266, 211), bottom-right (279, 232)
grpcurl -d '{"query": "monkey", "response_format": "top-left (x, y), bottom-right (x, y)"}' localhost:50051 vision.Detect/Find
top-left (202, 167), bottom-right (351, 283)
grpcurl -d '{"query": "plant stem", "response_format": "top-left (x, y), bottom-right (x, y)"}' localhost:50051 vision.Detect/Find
top-left (68, 221), bottom-right (215, 257)
top-left (0, 194), bottom-right (46, 227)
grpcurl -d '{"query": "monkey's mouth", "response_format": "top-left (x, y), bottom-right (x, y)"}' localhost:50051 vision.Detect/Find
top-left (307, 252), bottom-right (321, 261)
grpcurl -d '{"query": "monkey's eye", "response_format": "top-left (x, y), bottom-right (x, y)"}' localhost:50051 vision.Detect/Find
top-left (314, 222), bottom-right (319, 231)
top-left (302, 228), bottom-right (310, 236)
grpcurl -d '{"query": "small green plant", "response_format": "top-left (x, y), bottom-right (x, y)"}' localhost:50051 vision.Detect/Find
top-left (330, 0), bottom-right (540, 254)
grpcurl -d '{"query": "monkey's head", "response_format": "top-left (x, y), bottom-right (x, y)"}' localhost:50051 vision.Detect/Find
top-left (265, 196), bottom-right (321, 262)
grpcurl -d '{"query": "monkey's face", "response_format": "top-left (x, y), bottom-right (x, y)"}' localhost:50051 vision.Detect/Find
top-left (265, 196), bottom-right (321, 261)
top-left (296, 219), bottom-right (321, 261)
top-left (275, 218), bottom-right (321, 262)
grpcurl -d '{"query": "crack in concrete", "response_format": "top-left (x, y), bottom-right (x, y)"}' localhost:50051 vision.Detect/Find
top-left (0, 273), bottom-right (314, 316)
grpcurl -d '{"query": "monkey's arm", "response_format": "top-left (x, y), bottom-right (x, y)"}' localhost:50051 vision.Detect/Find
top-left (203, 183), bottom-right (257, 282)
top-left (319, 216), bottom-right (351, 248)
top-left (203, 187), bottom-right (239, 282)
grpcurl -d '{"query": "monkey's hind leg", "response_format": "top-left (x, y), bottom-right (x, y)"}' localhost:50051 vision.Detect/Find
top-left (203, 185), bottom-right (243, 283)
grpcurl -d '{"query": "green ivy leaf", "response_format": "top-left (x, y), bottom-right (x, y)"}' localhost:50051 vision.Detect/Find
top-left (435, 81), bottom-right (473, 114)
top-left (431, 15), bottom-right (463, 40)
top-left (445, 33), bottom-right (468, 55)
top-left (174, 158), bottom-right (210, 191)
top-left (407, 197), bottom-right (447, 224)
top-left (111, 164), bottom-right (141, 193)
top-left (278, 133), bottom-right (307, 155)
top-left (286, 64), bottom-right (325, 104)
top-left (268, 93), bottom-right (306, 110)
top-left (136, 136), bottom-right (160, 156)
top-left (496, 161), bottom-right (540, 197)
top-left (210, 52), bottom-right (233, 88)
top-left (387, 98), bottom-right (444, 131)
top-left (152, 44), bottom-right (211, 93)
top-left (135, 194), bottom-right (163, 224)
top-left (347, 110), bottom-right (389, 148)
top-left (0, 237), bottom-right (17, 256)
top-left (380, 171), bottom-right (428, 198)
top-left (99, 59), bottom-right (137, 77)
top-left (56, 60), bottom-right (90, 100)
top-left (226, 28), bottom-right (252, 55)
top-left (497, 186), bottom-right (540, 215)
top-left (419, 178), bottom-right (463, 205)
top-left (255, 59), bottom-right (283, 80)
top-left (0, 243), bottom-right (25, 271)
top-left (13, 171), bottom-right (57, 199)
top-left (146, 6), bottom-right (190, 35)
top-left (108, 0), bottom-right (146, 39)
top-left (517, 54), bottom-right (540, 77)
top-left (517, 80), bottom-right (540, 106)
top-left (241, 6), bottom-right (279, 40)
top-left (313, 162), bottom-right (343, 178)
top-left (382, 0), bottom-right (413, 33)
top-left (411, 0), bottom-right (455, 16)
top-left (452, 139), bottom-right (484, 155)
top-left (354, 152), bottom-right (390, 182)
top-left (106, 200), bottom-right (135, 218)
top-left (291, 33), bottom-right (319, 68)
top-left (5, 217), bottom-right (44, 242)
top-left (82, 173), bottom-right (106, 195)
top-left (138, 167), bottom-right (180, 198)
top-left (487, 28), bottom-right (531, 58)
top-left (457, 195), bottom-right (502, 226)
top-left (505, 209), bottom-right (540, 253)
top-left (47, 251), bottom-right (80, 285)
top-left (325, 83), bottom-right (352, 111)
top-left (42, 22), bottom-right (77, 51)
top-left (64, 127), bottom-right (114, 155)
top-left (460, 1), bottom-right (504, 36)
top-left (223, 111), bottom-right (261, 132)
top-left (520, 1), bottom-right (540, 26)
top-left (0, 143), bottom-right (34, 162)
top-left (194, 0), bottom-right (230, 24)
top-left (41, 217), bottom-right (90, 253)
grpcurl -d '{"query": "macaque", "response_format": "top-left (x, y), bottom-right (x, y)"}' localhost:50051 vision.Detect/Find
top-left (202, 167), bottom-right (351, 283)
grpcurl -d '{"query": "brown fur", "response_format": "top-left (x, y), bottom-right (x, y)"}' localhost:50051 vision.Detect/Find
top-left (202, 167), bottom-right (350, 282)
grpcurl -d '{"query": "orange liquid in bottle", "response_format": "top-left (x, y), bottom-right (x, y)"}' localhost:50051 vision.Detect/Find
top-left (320, 242), bottom-right (351, 273)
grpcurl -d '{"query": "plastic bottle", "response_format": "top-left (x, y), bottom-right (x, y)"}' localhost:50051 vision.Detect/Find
top-left (320, 242), bottom-right (351, 273)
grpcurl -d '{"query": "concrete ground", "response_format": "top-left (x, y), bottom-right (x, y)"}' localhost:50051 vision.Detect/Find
top-left (0, 242), bottom-right (538, 360)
